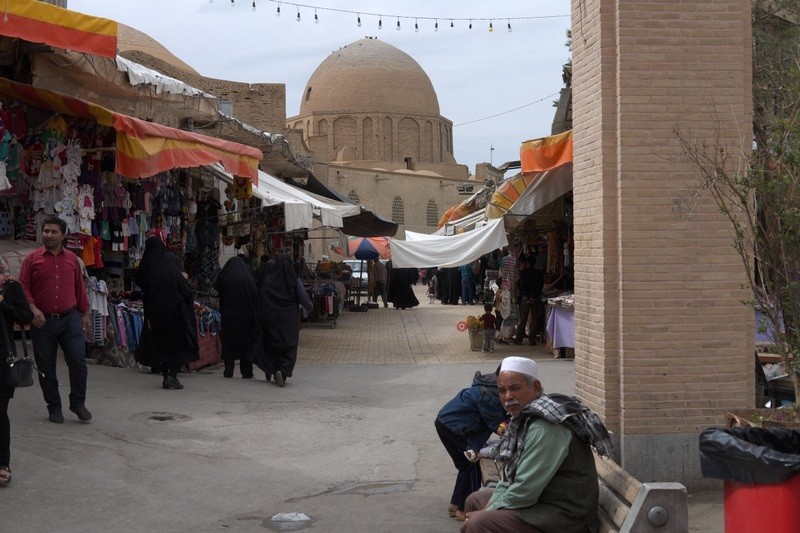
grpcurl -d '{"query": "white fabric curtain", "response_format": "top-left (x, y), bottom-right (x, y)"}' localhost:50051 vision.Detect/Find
top-left (390, 218), bottom-right (508, 268)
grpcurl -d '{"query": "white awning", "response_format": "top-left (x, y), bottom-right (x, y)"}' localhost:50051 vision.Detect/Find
top-left (390, 218), bottom-right (508, 268)
top-left (255, 171), bottom-right (359, 228)
top-left (433, 208), bottom-right (487, 235)
top-left (251, 173), bottom-right (313, 231)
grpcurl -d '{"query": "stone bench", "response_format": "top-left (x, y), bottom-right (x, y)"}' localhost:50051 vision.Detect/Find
top-left (478, 452), bottom-right (687, 533)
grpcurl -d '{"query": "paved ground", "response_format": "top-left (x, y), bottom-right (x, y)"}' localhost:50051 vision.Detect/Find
top-left (3, 285), bottom-right (723, 532)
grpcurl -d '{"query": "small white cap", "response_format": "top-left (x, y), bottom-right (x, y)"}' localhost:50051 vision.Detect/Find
top-left (500, 356), bottom-right (538, 380)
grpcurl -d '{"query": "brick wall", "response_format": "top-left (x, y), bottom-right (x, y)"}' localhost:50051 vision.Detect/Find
top-left (572, 0), bottom-right (753, 486)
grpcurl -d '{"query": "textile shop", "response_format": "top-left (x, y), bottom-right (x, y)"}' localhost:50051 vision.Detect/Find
top-left (0, 80), bottom-right (262, 370)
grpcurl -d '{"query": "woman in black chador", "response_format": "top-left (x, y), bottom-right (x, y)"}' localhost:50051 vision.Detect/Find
top-left (387, 266), bottom-right (420, 309)
top-left (213, 255), bottom-right (261, 379)
top-left (255, 253), bottom-right (302, 387)
top-left (0, 257), bottom-right (34, 486)
top-left (135, 236), bottom-right (199, 390)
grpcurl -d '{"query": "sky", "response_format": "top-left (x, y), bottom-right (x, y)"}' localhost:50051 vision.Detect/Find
top-left (69, 0), bottom-right (572, 174)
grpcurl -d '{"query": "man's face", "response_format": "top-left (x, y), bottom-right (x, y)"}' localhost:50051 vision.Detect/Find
top-left (42, 224), bottom-right (64, 250)
top-left (498, 371), bottom-right (541, 416)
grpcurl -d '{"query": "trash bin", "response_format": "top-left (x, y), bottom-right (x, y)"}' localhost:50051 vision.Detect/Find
top-left (699, 427), bottom-right (800, 533)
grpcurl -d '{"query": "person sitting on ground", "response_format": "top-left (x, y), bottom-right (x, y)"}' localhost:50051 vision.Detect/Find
top-left (435, 367), bottom-right (506, 522)
top-left (461, 356), bottom-right (612, 533)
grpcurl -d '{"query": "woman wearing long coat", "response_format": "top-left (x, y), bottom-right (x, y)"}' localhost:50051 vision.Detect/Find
top-left (0, 257), bottom-right (33, 486)
top-left (135, 236), bottom-right (199, 390)
top-left (213, 255), bottom-right (260, 379)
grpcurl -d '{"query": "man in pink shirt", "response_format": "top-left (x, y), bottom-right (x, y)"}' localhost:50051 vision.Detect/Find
top-left (19, 216), bottom-right (92, 424)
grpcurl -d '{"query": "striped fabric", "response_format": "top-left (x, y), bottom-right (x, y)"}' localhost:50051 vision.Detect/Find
top-left (0, 78), bottom-right (262, 182)
top-left (0, 0), bottom-right (117, 58)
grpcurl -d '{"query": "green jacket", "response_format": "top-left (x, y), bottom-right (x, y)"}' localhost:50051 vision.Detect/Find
top-left (488, 418), bottom-right (599, 533)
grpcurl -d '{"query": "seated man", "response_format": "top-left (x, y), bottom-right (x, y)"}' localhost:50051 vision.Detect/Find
top-left (462, 356), bottom-right (612, 533)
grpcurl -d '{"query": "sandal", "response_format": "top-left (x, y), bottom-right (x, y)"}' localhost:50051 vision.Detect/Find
top-left (0, 466), bottom-right (11, 486)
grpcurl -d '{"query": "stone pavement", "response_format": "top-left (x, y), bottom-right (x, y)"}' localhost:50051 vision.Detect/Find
top-left (2, 285), bottom-right (722, 532)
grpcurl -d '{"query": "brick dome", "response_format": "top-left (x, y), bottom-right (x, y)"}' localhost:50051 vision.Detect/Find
top-left (298, 38), bottom-right (440, 117)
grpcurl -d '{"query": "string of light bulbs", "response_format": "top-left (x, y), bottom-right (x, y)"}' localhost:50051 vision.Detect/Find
top-left (213, 0), bottom-right (569, 32)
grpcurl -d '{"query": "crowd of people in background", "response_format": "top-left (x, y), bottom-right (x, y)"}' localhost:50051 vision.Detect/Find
top-left (385, 243), bottom-right (571, 350)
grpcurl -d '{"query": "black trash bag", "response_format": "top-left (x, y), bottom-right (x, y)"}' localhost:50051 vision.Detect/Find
top-left (699, 426), bottom-right (800, 484)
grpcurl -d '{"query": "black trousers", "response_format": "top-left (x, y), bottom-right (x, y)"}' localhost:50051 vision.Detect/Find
top-left (30, 310), bottom-right (88, 412)
top-left (223, 358), bottom-right (253, 378)
top-left (435, 419), bottom-right (479, 511)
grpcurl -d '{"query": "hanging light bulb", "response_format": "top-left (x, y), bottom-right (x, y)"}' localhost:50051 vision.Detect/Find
top-left (414, 19), bottom-right (419, 32)
top-left (296, 8), bottom-right (300, 21)
top-left (469, 20), bottom-right (472, 30)
top-left (378, 17), bottom-right (382, 30)
top-left (450, 20), bottom-right (454, 28)
top-left (488, 21), bottom-right (494, 32)
top-left (230, 0), bottom-right (234, 7)
top-left (357, 14), bottom-right (361, 27)
top-left (434, 20), bottom-right (439, 32)
top-left (396, 18), bottom-right (400, 30)
top-left (209, 0), bottom-right (213, 4)
top-left (252, 1), bottom-right (256, 11)
top-left (314, 9), bottom-right (318, 23)
top-left (507, 20), bottom-right (512, 33)
top-left (276, 3), bottom-right (280, 16)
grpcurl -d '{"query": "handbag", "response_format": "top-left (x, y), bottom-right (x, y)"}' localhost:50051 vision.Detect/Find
top-left (2, 318), bottom-right (34, 388)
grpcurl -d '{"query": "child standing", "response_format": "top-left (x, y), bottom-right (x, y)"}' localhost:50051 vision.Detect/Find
top-left (481, 303), bottom-right (497, 352)
top-left (427, 278), bottom-right (436, 304)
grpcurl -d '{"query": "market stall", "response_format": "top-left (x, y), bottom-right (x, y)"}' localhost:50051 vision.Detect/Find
top-left (0, 78), bottom-right (261, 371)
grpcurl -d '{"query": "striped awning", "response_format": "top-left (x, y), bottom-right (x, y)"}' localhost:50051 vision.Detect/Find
top-left (0, 77), bottom-right (262, 181)
top-left (0, 0), bottom-right (117, 59)
top-left (520, 129), bottom-right (573, 175)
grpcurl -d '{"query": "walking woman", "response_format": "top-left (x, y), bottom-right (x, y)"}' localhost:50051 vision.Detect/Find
top-left (256, 253), bottom-right (310, 387)
top-left (134, 236), bottom-right (199, 389)
top-left (213, 254), bottom-right (261, 379)
top-left (0, 257), bottom-right (34, 486)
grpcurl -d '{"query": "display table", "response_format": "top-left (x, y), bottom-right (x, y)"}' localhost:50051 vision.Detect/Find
top-left (546, 305), bottom-right (574, 349)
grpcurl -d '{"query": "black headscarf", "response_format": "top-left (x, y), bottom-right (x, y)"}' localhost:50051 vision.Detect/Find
top-left (261, 253), bottom-right (297, 308)
top-left (135, 236), bottom-right (167, 288)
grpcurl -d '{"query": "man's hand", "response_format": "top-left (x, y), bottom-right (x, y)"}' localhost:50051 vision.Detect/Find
top-left (82, 313), bottom-right (92, 335)
top-left (31, 305), bottom-right (46, 328)
top-left (460, 510), bottom-right (486, 532)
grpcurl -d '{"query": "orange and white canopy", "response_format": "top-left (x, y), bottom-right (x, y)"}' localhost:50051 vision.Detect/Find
top-left (0, 77), bottom-right (262, 181)
top-left (0, 0), bottom-right (117, 59)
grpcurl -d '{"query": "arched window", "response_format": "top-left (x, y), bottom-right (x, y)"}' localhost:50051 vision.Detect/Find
top-left (392, 196), bottom-right (405, 225)
top-left (426, 199), bottom-right (438, 227)
top-left (348, 189), bottom-right (360, 204)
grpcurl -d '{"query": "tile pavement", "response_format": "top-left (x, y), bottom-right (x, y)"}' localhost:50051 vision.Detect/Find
top-left (299, 284), bottom-right (556, 365)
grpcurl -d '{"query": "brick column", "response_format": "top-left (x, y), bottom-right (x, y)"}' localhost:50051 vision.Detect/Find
top-left (571, 0), bottom-right (753, 489)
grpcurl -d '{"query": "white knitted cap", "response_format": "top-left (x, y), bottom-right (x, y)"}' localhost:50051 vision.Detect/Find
top-left (500, 356), bottom-right (538, 380)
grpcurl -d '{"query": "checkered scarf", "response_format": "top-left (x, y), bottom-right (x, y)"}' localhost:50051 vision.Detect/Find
top-left (496, 393), bottom-right (613, 482)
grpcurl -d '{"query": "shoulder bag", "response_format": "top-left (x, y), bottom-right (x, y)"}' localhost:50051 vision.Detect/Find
top-left (2, 318), bottom-right (34, 388)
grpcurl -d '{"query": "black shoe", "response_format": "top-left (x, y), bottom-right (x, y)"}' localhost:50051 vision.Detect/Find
top-left (69, 405), bottom-right (93, 423)
top-left (513, 340), bottom-right (523, 345)
top-left (48, 410), bottom-right (64, 424)
top-left (223, 371), bottom-right (233, 378)
top-left (265, 373), bottom-right (272, 382)
top-left (274, 370), bottom-right (285, 388)
top-left (162, 376), bottom-right (184, 390)
top-left (241, 374), bottom-right (254, 379)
